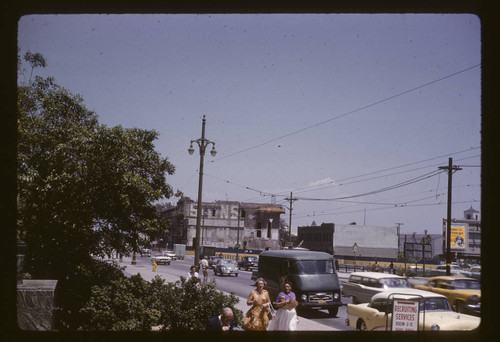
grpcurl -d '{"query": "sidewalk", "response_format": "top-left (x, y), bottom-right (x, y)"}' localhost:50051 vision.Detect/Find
top-left (118, 256), bottom-right (337, 331)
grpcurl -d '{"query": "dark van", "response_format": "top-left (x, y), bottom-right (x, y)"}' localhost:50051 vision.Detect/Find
top-left (257, 250), bottom-right (343, 317)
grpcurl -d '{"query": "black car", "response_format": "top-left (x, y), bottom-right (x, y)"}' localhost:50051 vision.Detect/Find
top-left (238, 256), bottom-right (259, 271)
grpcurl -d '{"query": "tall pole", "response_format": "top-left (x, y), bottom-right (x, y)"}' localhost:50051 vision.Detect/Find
top-left (285, 192), bottom-right (298, 246)
top-left (188, 115), bottom-right (217, 266)
top-left (439, 158), bottom-right (461, 276)
top-left (194, 118), bottom-right (206, 267)
top-left (236, 203), bottom-right (241, 260)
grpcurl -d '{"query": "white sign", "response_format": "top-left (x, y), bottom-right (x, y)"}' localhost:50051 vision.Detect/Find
top-left (392, 299), bottom-right (419, 331)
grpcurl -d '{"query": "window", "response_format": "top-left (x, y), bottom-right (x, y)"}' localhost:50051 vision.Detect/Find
top-left (241, 209), bottom-right (246, 218)
top-left (291, 260), bottom-right (334, 274)
top-left (256, 222), bottom-right (262, 238)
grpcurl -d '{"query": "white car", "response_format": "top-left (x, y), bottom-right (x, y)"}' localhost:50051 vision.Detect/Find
top-left (162, 251), bottom-right (177, 261)
top-left (342, 272), bottom-right (410, 304)
top-left (346, 288), bottom-right (480, 331)
top-left (152, 254), bottom-right (171, 265)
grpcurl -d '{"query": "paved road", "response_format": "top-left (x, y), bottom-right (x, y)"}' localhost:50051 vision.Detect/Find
top-left (117, 255), bottom-right (429, 331)
top-left (117, 255), bottom-right (349, 331)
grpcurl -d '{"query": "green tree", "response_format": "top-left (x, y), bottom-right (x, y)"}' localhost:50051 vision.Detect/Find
top-left (17, 51), bottom-right (176, 328)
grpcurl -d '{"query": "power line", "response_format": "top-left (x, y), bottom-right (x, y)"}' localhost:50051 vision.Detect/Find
top-left (210, 64), bottom-right (480, 164)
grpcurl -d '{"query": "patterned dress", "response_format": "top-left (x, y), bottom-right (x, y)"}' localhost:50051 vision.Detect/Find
top-left (243, 289), bottom-right (271, 331)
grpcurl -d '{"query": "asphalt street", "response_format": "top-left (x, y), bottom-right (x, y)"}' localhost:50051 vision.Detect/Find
top-left (117, 254), bottom-right (346, 331)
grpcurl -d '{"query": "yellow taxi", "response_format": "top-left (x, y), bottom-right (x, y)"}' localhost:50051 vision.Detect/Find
top-left (413, 276), bottom-right (480, 316)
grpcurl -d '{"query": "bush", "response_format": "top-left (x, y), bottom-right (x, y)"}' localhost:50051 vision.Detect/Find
top-left (79, 274), bottom-right (243, 331)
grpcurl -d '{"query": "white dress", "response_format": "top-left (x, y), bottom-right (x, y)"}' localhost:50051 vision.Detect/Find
top-left (267, 291), bottom-right (299, 331)
top-left (267, 307), bottom-right (298, 330)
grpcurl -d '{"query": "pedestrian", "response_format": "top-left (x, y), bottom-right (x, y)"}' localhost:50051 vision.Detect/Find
top-left (186, 265), bottom-right (201, 287)
top-left (205, 307), bottom-right (235, 332)
top-left (389, 261), bottom-right (394, 274)
top-left (243, 278), bottom-right (272, 331)
top-left (267, 280), bottom-right (299, 331)
top-left (200, 256), bottom-right (209, 284)
top-left (152, 259), bottom-right (157, 272)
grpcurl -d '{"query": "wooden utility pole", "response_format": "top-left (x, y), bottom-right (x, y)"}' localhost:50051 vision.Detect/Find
top-left (438, 158), bottom-right (462, 276)
top-left (284, 192), bottom-right (298, 246)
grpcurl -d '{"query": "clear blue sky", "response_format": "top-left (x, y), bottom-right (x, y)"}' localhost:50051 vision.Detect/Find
top-left (17, 13), bottom-right (481, 235)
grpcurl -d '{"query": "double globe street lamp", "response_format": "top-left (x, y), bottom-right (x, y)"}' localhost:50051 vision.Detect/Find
top-left (188, 115), bottom-right (216, 266)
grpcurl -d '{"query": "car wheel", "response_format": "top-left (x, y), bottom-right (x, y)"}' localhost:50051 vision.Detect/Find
top-left (352, 296), bottom-right (359, 304)
top-left (328, 307), bottom-right (338, 317)
top-left (358, 319), bottom-right (368, 331)
top-left (235, 273), bottom-right (238, 277)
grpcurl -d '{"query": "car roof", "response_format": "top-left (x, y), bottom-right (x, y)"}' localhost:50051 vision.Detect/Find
top-left (350, 272), bottom-right (405, 279)
top-left (372, 288), bottom-right (446, 301)
top-left (428, 276), bottom-right (477, 281)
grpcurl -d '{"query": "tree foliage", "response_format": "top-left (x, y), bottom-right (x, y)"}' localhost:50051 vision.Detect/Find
top-left (80, 274), bottom-right (243, 331)
top-left (17, 52), bottom-right (176, 280)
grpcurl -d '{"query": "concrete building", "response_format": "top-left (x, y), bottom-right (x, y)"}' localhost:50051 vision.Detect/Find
top-left (159, 197), bottom-right (285, 251)
top-left (297, 222), bottom-right (399, 259)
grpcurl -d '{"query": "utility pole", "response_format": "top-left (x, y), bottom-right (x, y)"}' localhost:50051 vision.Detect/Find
top-left (236, 203), bottom-right (241, 260)
top-left (284, 192), bottom-right (298, 246)
top-left (395, 222), bottom-right (404, 250)
top-left (438, 158), bottom-right (462, 276)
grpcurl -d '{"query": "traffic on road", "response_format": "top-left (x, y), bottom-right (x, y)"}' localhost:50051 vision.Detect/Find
top-left (118, 252), bottom-right (480, 332)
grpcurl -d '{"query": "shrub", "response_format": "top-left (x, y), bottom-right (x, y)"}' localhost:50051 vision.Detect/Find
top-left (79, 274), bottom-right (243, 331)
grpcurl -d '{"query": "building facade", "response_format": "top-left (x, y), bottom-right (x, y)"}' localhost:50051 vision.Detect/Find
top-left (297, 222), bottom-right (399, 259)
top-left (159, 197), bottom-right (285, 251)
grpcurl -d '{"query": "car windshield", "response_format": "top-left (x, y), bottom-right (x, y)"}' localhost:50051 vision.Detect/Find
top-left (291, 260), bottom-right (334, 274)
top-left (220, 260), bottom-right (236, 265)
top-left (451, 279), bottom-right (481, 290)
top-left (380, 297), bottom-right (451, 313)
top-left (419, 297), bottom-right (451, 311)
top-left (380, 278), bottom-right (410, 288)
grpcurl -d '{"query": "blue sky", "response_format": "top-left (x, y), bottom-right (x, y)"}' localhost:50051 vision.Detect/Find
top-left (17, 13), bottom-right (481, 235)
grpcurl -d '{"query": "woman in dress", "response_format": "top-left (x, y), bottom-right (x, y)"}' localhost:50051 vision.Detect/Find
top-left (243, 278), bottom-right (272, 331)
top-left (267, 280), bottom-right (299, 331)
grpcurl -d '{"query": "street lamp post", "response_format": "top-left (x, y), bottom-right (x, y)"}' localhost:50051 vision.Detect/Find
top-left (188, 115), bottom-right (217, 266)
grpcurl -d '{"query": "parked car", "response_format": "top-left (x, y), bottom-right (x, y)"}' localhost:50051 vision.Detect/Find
top-left (346, 288), bottom-right (480, 331)
top-left (162, 250), bottom-right (177, 261)
top-left (238, 256), bottom-right (259, 270)
top-left (208, 255), bottom-right (224, 269)
top-left (151, 253), bottom-right (171, 265)
top-left (140, 248), bottom-right (151, 257)
top-left (342, 271), bottom-right (411, 304)
top-left (429, 264), bottom-right (471, 277)
top-left (412, 276), bottom-right (481, 316)
top-left (214, 259), bottom-right (239, 277)
top-left (467, 265), bottom-right (481, 280)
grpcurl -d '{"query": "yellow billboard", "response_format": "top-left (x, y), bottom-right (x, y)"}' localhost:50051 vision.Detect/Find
top-left (450, 225), bottom-right (466, 249)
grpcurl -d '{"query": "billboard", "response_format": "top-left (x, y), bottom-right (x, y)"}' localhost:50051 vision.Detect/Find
top-left (450, 225), bottom-right (466, 250)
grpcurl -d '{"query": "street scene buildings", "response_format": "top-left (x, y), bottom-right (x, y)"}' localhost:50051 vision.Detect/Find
top-left (159, 198), bottom-right (481, 265)
top-left (159, 197), bottom-right (285, 251)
